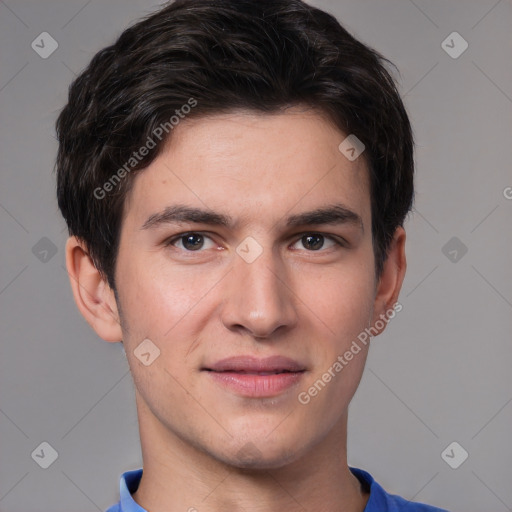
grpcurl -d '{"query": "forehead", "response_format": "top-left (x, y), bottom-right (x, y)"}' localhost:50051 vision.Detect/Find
top-left (123, 109), bottom-right (371, 229)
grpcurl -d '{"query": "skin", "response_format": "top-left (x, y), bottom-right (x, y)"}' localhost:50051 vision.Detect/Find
top-left (66, 108), bottom-right (406, 512)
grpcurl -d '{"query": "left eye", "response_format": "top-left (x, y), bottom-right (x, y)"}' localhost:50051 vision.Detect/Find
top-left (291, 233), bottom-right (341, 251)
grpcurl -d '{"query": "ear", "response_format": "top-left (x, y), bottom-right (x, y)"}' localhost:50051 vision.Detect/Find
top-left (370, 226), bottom-right (407, 336)
top-left (65, 236), bottom-right (123, 342)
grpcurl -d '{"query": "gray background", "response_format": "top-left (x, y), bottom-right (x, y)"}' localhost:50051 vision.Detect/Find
top-left (1, 0), bottom-right (511, 511)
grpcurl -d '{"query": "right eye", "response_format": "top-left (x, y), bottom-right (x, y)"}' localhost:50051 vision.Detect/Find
top-left (166, 232), bottom-right (217, 252)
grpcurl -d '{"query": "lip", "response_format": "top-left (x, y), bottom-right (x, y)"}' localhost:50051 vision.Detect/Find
top-left (203, 356), bottom-right (306, 398)
top-left (204, 355), bottom-right (306, 373)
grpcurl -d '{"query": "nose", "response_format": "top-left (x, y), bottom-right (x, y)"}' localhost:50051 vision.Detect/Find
top-left (220, 245), bottom-right (298, 339)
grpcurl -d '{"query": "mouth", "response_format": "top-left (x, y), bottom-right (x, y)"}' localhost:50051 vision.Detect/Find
top-left (203, 355), bottom-right (306, 373)
top-left (207, 370), bottom-right (301, 375)
top-left (202, 356), bottom-right (306, 397)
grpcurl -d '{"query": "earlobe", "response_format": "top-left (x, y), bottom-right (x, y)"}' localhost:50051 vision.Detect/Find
top-left (65, 236), bottom-right (123, 342)
top-left (370, 227), bottom-right (407, 336)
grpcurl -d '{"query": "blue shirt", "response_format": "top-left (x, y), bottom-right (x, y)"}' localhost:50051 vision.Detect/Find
top-left (105, 467), bottom-right (449, 511)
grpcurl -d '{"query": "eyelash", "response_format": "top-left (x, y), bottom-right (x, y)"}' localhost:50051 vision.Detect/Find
top-left (165, 231), bottom-right (347, 253)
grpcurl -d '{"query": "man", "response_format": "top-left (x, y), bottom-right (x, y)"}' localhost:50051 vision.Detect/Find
top-left (56, 0), bottom-right (449, 510)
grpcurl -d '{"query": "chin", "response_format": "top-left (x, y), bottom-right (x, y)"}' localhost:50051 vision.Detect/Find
top-left (218, 438), bottom-right (304, 471)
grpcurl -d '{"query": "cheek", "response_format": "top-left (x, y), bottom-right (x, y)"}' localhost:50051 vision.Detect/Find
top-left (115, 258), bottom-right (208, 413)
top-left (115, 242), bottom-right (231, 412)
top-left (297, 265), bottom-right (373, 423)
top-left (295, 253), bottom-right (375, 411)
top-left (299, 257), bottom-right (376, 342)
top-left (117, 253), bottom-right (184, 329)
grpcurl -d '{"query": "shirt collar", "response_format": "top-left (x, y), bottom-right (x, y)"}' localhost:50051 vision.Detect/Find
top-left (116, 467), bottom-right (378, 511)
top-left (119, 469), bottom-right (145, 511)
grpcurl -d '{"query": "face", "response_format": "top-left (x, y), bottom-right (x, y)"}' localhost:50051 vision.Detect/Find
top-left (113, 109), bottom-right (382, 468)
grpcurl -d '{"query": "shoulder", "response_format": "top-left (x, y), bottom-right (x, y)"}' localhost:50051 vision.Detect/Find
top-left (350, 467), bottom-right (450, 512)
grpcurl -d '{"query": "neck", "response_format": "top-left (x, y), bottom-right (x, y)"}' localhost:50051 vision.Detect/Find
top-left (132, 392), bottom-right (369, 512)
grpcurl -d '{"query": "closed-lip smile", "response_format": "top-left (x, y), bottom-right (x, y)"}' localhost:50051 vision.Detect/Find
top-left (203, 355), bottom-right (306, 397)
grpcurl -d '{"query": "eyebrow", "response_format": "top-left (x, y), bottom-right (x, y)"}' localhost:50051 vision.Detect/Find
top-left (141, 203), bottom-right (364, 232)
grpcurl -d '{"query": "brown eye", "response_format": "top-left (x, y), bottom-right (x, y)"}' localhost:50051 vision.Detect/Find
top-left (168, 232), bottom-right (216, 251)
top-left (291, 233), bottom-right (342, 252)
top-left (302, 234), bottom-right (325, 251)
top-left (181, 234), bottom-right (204, 250)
